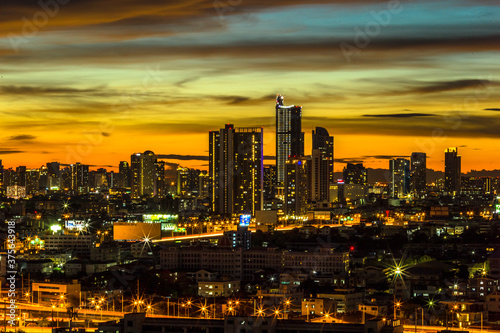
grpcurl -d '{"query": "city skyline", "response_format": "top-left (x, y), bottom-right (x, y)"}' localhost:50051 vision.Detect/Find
top-left (1, 0), bottom-right (499, 172)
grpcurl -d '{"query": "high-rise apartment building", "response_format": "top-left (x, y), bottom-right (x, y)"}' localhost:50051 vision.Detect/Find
top-left (343, 163), bottom-right (367, 185)
top-left (410, 152), bottom-right (426, 197)
top-left (209, 124), bottom-right (263, 216)
top-left (389, 158), bottom-right (410, 198)
top-left (284, 157), bottom-right (309, 216)
top-left (276, 95), bottom-right (304, 184)
top-left (118, 161), bottom-right (130, 189)
top-left (445, 147), bottom-right (461, 194)
top-left (309, 127), bottom-right (334, 203)
top-left (130, 150), bottom-right (156, 198)
top-left (70, 163), bottom-right (89, 194)
top-left (47, 162), bottom-right (61, 190)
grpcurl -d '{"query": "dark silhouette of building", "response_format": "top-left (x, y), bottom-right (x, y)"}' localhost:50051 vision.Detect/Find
top-left (411, 152), bottom-right (426, 197)
top-left (343, 163), bottom-right (367, 186)
top-left (310, 127), bottom-right (334, 202)
top-left (445, 147), bottom-right (461, 194)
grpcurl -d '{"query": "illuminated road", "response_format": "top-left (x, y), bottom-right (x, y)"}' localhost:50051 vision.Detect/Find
top-left (402, 325), bottom-right (498, 333)
top-left (153, 224), bottom-right (344, 243)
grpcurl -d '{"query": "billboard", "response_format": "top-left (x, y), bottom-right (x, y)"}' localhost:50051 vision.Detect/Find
top-left (239, 214), bottom-right (251, 227)
top-left (113, 222), bottom-right (161, 241)
top-left (65, 220), bottom-right (86, 230)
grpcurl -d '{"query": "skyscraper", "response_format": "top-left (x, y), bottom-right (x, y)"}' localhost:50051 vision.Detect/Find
top-left (263, 165), bottom-right (277, 200)
top-left (445, 147), bottom-right (461, 194)
top-left (284, 157), bottom-right (309, 216)
top-left (47, 162), bottom-right (61, 190)
top-left (130, 150), bottom-right (156, 198)
top-left (209, 124), bottom-right (263, 216)
top-left (276, 95), bottom-right (304, 184)
top-left (310, 127), bottom-right (334, 202)
top-left (70, 162), bottom-right (89, 194)
top-left (389, 158), bottom-right (410, 198)
top-left (154, 160), bottom-right (165, 198)
top-left (312, 127), bottom-right (334, 182)
top-left (410, 152), bottom-right (426, 197)
top-left (0, 159), bottom-right (4, 188)
top-left (118, 161), bottom-right (130, 189)
top-left (343, 163), bottom-right (367, 186)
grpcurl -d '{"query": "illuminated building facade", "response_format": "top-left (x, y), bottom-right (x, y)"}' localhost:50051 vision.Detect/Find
top-left (389, 158), bottom-right (410, 198)
top-left (209, 124), bottom-right (263, 216)
top-left (6, 185), bottom-right (26, 199)
top-left (343, 163), bottom-right (367, 186)
top-left (130, 150), bottom-right (156, 198)
top-left (70, 162), bottom-right (89, 194)
top-left (410, 152), bottom-right (427, 197)
top-left (284, 157), bottom-right (309, 216)
top-left (276, 95), bottom-right (304, 184)
top-left (445, 147), bottom-right (461, 194)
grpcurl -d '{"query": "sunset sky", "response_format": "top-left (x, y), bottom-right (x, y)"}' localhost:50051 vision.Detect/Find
top-left (0, 0), bottom-right (499, 172)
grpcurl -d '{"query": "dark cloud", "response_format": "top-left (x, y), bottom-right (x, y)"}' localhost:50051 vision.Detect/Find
top-left (484, 108), bottom-right (500, 111)
top-left (407, 79), bottom-right (500, 94)
top-left (158, 154), bottom-right (208, 161)
top-left (158, 154), bottom-right (275, 161)
top-left (363, 155), bottom-right (410, 160)
top-left (8, 134), bottom-right (36, 140)
top-left (362, 113), bottom-right (436, 118)
top-left (334, 158), bottom-right (364, 164)
top-left (0, 85), bottom-right (103, 96)
top-left (304, 113), bottom-right (500, 139)
top-left (0, 149), bottom-right (24, 155)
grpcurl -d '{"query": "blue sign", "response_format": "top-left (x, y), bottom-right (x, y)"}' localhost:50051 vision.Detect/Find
top-left (239, 214), bottom-right (251, 226)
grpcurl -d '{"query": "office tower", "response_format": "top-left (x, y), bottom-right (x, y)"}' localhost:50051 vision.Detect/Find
top-left (312, 127), bottom-right (334, 183)
top-left (276, 95), bottom-right (304, 184)
top-left (310, 149), bottom-right (329, 202)
top-left (91, 168), bottom-right (108, 190)
top-left (209, 124), bottom-right (263, 216)
top-left (70, 162), bottom-right (89, 194)
top-left (343, 163), bottom-right (367, 185)
top-left (107, 171), bottom-right (115, 189)
top-left (118, 161), bottom-right (130, 189)
top-left (198, 171), bottom-right (209, 198)
top-left (177, 167), bottom-right (189, 196)
top-left (16, 166), bottom-right (26, 186)
top-left (284, 157), bottom-right (309, 216)
top-left (60, 167), bottom-right (71, 191)
top-left (2, 168), bottom-right (15, 187)
top-left (445, 147), bottom-right (461, 194)
top-left (46, 162), bottom-right (60, 190)
top-left (154, 160), bottom-right (165, 198)
top-left (0, 159), bottom-right (3, 187)
top-left (263, 165), bottom-right (277, 199)
top-left (130, 150), bottom-right (156, 198)
top-left (389, 158), bottom-right (410, 198)
top-left (26, 169), bottom-right (40, 195)
top-left (410, 152), bottom-right (426, 197)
